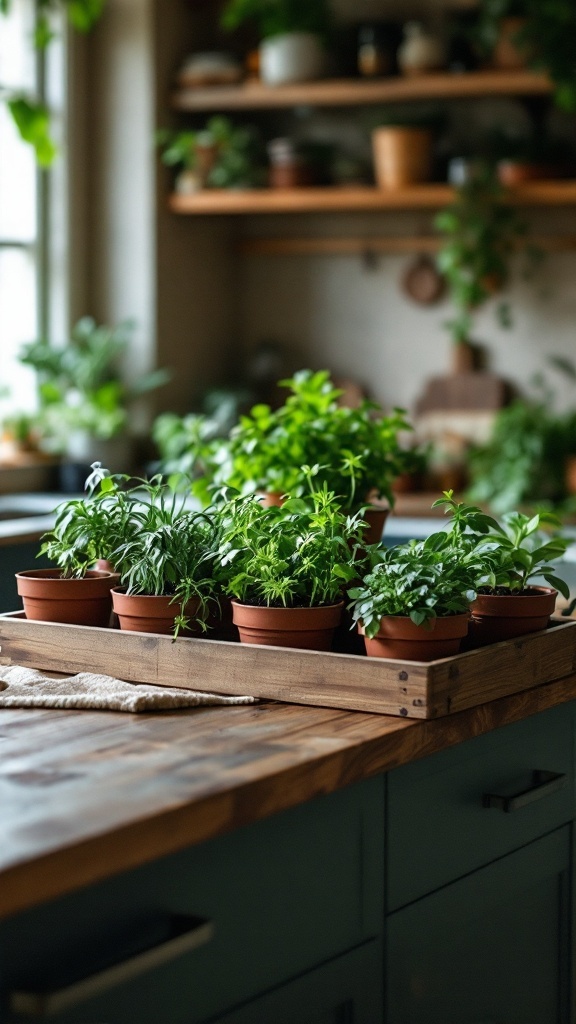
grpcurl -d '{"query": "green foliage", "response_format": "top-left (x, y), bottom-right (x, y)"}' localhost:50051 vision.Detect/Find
top-left (348, 537), bottom-right (480, 637)
top-left (433, 490), bottom-right (571, 597)
top-left (215, 485), bottom-right (369, 608)
top-left (220, 0), bottom-right (331, 40)
top-left (39, 464), bottom-right (131, 577)
top-left (467, 360), bottom-right (576, 514)
top-left (157, 117), bottom-right (264, 189)
top-left (20, 316), bottom-right (170, 449)
top-left (475, 0), bottom-right (576, 112)
top-left (435, 164), bottom-right (527, 345)
top-left (41, 464), bottom-right (220, 636)
top-left (2, 0), bottom-right (105, 162)
top-left (7, 97), bottom-right (57, 167)
top-left (156, 369), bottom-right (413, 512)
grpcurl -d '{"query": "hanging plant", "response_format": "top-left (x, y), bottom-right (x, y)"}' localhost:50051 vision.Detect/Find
top-left (434, 163), bottom-right (531, 347)
top-left (1, 0), bottom-right (106, 165)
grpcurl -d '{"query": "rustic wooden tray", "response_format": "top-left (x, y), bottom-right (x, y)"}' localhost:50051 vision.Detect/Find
top-left (1, 612), bottom-right (576, 719)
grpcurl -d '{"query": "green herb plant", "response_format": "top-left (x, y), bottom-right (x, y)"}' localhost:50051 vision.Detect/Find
top-left (1, 0), bottom-right (105, 164)
top-left (40, 463), bottom-right (220, 635)
top-left (433, 490), bottom-right (572, 599)
top-left (109, 476), bottom-right (220, 636)
top-left (215, 483), bottom-right (370, 609)
top-left (39, 464), bottom-right (130, 577)
top-left (165, 369), bottom-right (413, 512)
top-left (220, 0), bottom-right (331, 40)
top-left (20, 316), bottom-right (170, 451)
top-left (348, 537), bottom-right (480, 638)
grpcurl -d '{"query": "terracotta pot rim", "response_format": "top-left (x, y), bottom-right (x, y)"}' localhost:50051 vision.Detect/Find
top-left (16, 568), bottom-right (113, 581)
top-left (111, 587), bottom-right (180, 601)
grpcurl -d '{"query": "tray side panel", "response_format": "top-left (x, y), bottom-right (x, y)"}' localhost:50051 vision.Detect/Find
top-left (0, 617), bottom-right (432, 717)
top-left (427, 621), bottom-right (576, 714)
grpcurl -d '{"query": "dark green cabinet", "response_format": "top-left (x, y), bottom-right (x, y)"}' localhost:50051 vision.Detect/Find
top-left (209, 940), bottom-right (383, 1024)
top-left (386, 827), bottom-right (571, 1024)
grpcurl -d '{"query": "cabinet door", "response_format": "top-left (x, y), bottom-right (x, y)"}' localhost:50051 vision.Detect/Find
top-left (208, 939), bottom-right (383, 1024)
top-left (386, 827), bottom-right (571, 1024)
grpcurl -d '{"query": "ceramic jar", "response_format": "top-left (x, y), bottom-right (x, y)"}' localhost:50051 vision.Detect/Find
top-left (398, 22), bottom-right (445, 77)
top-left (259, 32), bottom-right (325, 86)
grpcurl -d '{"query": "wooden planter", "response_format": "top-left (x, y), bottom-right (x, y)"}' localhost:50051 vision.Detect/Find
top-left (1, 612), bottom-right (575, 720)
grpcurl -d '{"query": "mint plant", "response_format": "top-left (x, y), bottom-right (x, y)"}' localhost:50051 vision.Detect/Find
top-left (348, 536), bottom-right (480, 638)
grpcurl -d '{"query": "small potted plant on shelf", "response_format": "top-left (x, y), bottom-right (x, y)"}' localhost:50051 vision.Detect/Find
top-left (348, 534), bottom-right (481, 661)
top-left (159, 369), bottom-right (414, 545)
top-left (370, 109), bottom-right (442, 190)
top-left (220, 0), bottom-right (332, 86)
top-left (215, 483), bottom-right (370, 650)
top-left (157, 117), bottom-right (265, 194)
top-left (434, 491), bottom-right (573, 644)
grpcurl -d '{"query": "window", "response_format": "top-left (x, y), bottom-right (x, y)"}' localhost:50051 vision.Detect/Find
top-left (0, 0), bottom-right (58, 418)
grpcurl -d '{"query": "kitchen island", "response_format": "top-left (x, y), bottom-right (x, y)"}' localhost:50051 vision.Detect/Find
top-left (0, 670), bottom-right (574, 1023)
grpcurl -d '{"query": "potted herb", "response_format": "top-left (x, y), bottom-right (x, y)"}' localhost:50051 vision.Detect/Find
top-left (107, 476), bottom-right (220, 637)
top-left (348, 533), bottom-right (480, 661)
top-left (162, 370), bottom-right (413, 544)
top-left (15, 465), bottom-right (125, 627)
top-left (434, 491), bottom-right (573, 644)
top-left (215, 485), bottom-right (368, 650)
top-left (220, 0), bottom-right (331, 86)
top-left (19, 316), bottom-right (170, 480)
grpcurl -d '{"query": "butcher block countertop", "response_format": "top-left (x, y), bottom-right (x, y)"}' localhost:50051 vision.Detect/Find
top-left (1, 673), bottom-right (576, 921)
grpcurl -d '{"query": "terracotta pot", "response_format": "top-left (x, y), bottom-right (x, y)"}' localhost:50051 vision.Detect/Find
top-left (497, 160), bottom-right (563, 187)
top-left (361, 505), bottom-right (389, 545)
top-left (256, 491), bottom-right (286, 508)
top-left (469, 586), bottom-right (558, 646)
top-left (360, 612), bottom-right (470, 661)
top-left (16, 569), bottom-right (114, 627)
top-left (111, 588), bottom-right (201, 636)
top-left (372, 127), bottom-right (433, 189)
top-left (565, 455), bottom-right (576, 495)
top-left (231, 600), bottom-right (343, 650)
top-left (492, 17), bottom-right (531, 70)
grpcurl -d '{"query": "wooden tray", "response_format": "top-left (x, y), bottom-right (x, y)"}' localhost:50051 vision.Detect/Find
top-left (1, 612), bottom-right (576, 719)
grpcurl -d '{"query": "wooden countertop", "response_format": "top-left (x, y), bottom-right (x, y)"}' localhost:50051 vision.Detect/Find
top-left (1, 675), bottom-right (576, 920)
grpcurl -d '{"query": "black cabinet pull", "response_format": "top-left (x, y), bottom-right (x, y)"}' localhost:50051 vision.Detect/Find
top-left (9, 914), bottom-right (213, 1018)
top-left (483, 770), bottom-right (567, 813)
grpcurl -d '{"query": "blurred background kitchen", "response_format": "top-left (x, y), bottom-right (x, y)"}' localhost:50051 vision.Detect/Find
top-left (1, 0), bottom-right (576, 607)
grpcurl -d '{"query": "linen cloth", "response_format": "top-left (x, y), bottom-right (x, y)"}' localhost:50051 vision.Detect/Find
top-left (0, 665), bottom-right (256, 713)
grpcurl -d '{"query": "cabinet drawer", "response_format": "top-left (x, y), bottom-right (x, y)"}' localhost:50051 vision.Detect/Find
top-left (387, 703), bottom-right (574, 910)
top-left (0, 776), bottom-right (384, 1024)
top-left (386, 827), bottom-right (571, 1024)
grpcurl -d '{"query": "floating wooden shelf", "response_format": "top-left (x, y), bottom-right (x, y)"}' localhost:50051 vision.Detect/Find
top-left (169, 180), bottom-right (576, 216)
top-left (172, 70), bottom-right (552, 112)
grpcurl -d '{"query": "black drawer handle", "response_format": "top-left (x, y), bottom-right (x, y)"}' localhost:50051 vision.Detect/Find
top-left (9, 914), bottom-right (213, 1019)
top-left (482, 770), bottom-right (567, 813)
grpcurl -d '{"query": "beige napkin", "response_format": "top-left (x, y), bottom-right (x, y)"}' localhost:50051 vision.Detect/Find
top-left (0, 665), bottom-right (256, 713)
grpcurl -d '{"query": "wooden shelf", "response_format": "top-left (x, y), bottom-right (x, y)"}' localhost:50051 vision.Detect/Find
top-left (172, 70), bottom-right (552, 112)
top-left (169, 180), bottom-right (576, 216)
